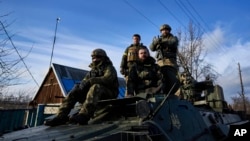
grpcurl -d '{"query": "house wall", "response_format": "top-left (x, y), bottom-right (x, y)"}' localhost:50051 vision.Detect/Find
top-left (34, 70), bottom-right (64, 105)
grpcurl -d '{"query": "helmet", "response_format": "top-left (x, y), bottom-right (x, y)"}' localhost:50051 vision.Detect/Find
top-left (91, 48), bottom-right (107, 57)
top-left (160, 24), bottom-right (171, 31)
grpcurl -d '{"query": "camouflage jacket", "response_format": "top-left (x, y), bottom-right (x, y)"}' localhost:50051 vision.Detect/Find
top-left (83, 60), bottom-right (119, 96)
top-left (127, 57), bottom-right (162, 95)
top-left (149, 34), bottom-right (178, 67)
top-left (120, 43), bottom-right (147, 75)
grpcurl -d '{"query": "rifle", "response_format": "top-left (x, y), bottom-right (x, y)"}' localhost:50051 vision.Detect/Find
top-left (154, 36), bottom-right (164, 60)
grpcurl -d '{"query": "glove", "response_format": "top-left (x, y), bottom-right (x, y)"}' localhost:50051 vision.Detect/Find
top-left (153, 36), bottom-right (161, 44)
top-left (153, 37), bottom-right (161, 49)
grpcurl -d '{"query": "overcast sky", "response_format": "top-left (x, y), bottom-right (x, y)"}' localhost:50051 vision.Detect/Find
top-left (1, 0), bottom-right (250, 104)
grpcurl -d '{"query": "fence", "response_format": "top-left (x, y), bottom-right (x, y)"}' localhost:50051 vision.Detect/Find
top-left (0, 104), bottom-right (60, 135)
top-left (0, 109), bottom-right (33, 134)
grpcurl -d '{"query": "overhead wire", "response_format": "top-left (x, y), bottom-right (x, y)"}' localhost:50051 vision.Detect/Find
top-left (186, 0), bottom-right (212, 33)
top-left (184, 0), bottom-right (238, 67)
top-left (157, 0), bottom-right (187, 30)
top-left (0, 21), bottom-right (39, 87)
top-left (124, 0), bottom-right (236, 68)
top-left (123, 0), bottom-right (158, 29)
top-left (174, 0), bottom-right (202, 28)
top-left (176, 0), bottom-right (227, 53)
top-left (176, 0), bottom-right (238, 78)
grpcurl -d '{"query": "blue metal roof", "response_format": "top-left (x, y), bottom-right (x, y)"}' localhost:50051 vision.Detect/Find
top-left (51, 63), bottom-right (126, 98)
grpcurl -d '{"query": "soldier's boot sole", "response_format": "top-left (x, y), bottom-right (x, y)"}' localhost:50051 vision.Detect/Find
top-left (69, 114), bottom-right (90, 125)
top-left (44, 116), bottom-right (69, 127)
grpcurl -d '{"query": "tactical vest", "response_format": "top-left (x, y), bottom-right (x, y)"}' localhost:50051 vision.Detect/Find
top-left (160, 37), bottom-right (177, 59)
top-left (127, 46), bottom-right (138, 62)
top-left (156, 36), bottom-right (178, 67)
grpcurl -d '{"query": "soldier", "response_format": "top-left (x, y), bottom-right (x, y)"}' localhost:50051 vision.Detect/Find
top-left (179, 71), bottom-right (197, 101)
top-left (44, 48), bottom-right (119, 126)
top-left (149, 24), bottom-right (180, 95)
top-left (127, 47), bottom-right (162, 97)
top-left (120, 34), bottom-right (147, 97)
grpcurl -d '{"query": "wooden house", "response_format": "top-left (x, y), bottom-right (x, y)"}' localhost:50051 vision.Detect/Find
top-left (30, 63), bottom-right (126, 107)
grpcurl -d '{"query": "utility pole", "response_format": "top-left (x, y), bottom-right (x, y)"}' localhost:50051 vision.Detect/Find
top-left (238, 62), bottom-right (246, 113)
top-left (49, 17), bottom-right (60, 68)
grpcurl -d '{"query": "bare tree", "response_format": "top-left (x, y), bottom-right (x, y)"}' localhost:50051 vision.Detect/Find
top-left (0, 14), bottom-right (25, 92)
top-left (231, 96), bottom-right (250, 114)
top-left (177, 21), bottom-right (219, 81)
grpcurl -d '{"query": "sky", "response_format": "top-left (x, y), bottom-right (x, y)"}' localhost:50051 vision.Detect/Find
top-left (1, 0), bottom-right (250, 104)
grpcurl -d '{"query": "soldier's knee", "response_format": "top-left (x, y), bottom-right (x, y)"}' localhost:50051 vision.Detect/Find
top-left (89, 84), bottom-right (101, 90)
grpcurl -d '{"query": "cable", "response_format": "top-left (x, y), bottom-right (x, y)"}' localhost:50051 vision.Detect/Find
top-left (184, 0), bottom-right (238, 74)
top-left (157, 0), bottom-right (187, 29)
top-left (180, 0), bottom-right (227, 54)
top-left (186, 0), bottom-right (211, 33)
top-left (123, 0), bottom-right (158, 29)
top-left (0, 21), bottom-right (39, 87)
top-left (175, 0), bottom-right (201, 27)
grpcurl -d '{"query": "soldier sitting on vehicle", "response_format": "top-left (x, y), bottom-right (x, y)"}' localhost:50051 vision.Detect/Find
top-left (44, 48), bottom-right (119, 126)
top-left (179, 71), bottom-right (214, 102)
top-left (179, 71), bottom-right (197, 101)
top-left (126, 47), bottom-right (162, 98)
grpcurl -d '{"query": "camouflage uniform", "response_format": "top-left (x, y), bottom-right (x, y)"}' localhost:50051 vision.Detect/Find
top-left (120, 43), bottom-right (147, 76)
top-left (44, 49), bottom-right (119, 126)
top-left (120, 34), bottom-right (147, 96)
top-left (150, 24), bottom-right (180, 95)
top-left (127, 56), bottom-right (162, 96)
top-left (179, 72), bottom-right (197, 101)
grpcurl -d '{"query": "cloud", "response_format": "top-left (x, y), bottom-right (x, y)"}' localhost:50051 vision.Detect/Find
top-left (203, 26), bottom-right (250, 103)
top-left (7, 24), bottom-right (250, 104)
top-left (203, 26), bottom-right (225, 53)
top-left (7, 26), bottom-right (126, 97)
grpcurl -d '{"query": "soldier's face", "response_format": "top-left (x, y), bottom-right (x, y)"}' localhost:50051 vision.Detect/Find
top-left (161, 29), bottom-right (170, 36)
top-left (133, 36), bottom-right (140, 45)
top-left (91, 55), bottom-right (102, 64)
top-left (138, 49), bottom-right (149, 61)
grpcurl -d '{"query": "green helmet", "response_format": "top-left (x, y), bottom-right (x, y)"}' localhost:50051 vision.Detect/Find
top-left (160, 24), bottom-right (171, 31)
top-left (91, 48), bottom-right (107, 57)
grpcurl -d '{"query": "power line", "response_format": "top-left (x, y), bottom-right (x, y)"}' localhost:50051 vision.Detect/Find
top-left (179, 0), bottom-right (228, 53)
top-left (175, 0), bottom-right (201, 26)
top-left (0, 21), bottom-right (39, 87)
top-left (175, 0), bottom-right (206, 30)
top-left (123, 0), bottom-right (158, 29)
top-left (186, 0), bottom-right (212, 32)
top-left (157, 0), bottom-right (187, 29)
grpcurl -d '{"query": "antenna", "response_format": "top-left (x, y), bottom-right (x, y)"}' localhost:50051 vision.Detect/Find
top-left (49, 17), bottom-right (60, 68)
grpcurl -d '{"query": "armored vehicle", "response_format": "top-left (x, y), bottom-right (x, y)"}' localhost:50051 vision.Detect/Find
top-left (0, 79), bottom-right (249, 141)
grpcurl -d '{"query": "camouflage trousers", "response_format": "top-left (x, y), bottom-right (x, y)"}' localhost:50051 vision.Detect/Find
top-left (124, 75), bottom-right (129, 97)
top-left (160, 66), bottom-right (180, 95)
top-left (57, 84), bottom-right (116, 118)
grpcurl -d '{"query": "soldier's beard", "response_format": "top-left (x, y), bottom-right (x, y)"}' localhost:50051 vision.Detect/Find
top-left (92, 60), bottom-right (102, 66)
top-left (139, 56), bottom-right (148, 62)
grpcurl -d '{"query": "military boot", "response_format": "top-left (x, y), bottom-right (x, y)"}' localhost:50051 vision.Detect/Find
top-left (44, 115), bottom-right (69, 126)
top-left (44, 102), bottom-right (73, 126)
top-left (69, 113), bottom-right (90, 125)
top-left (44, 84), bottom-right (83, 126)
